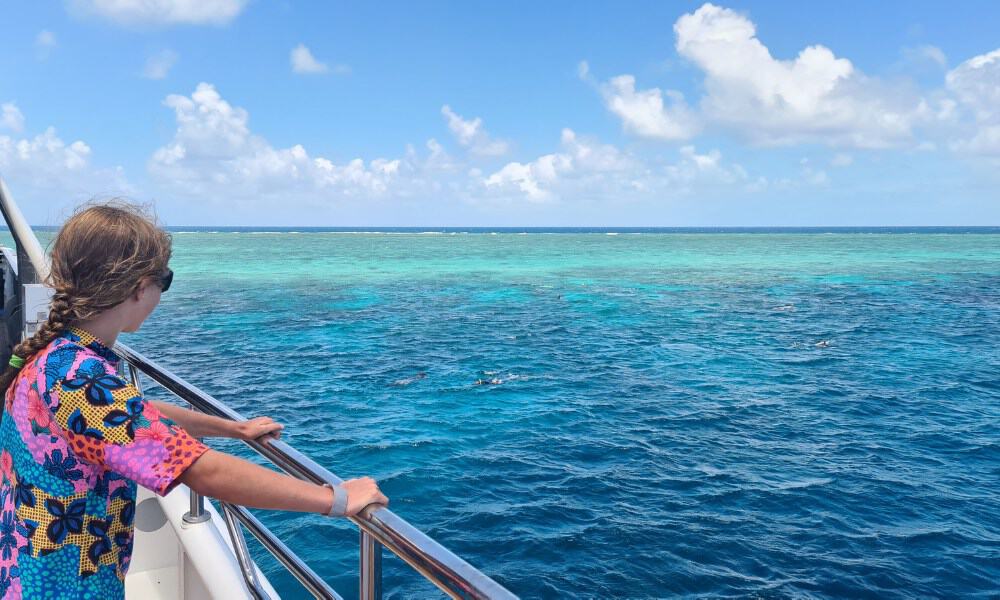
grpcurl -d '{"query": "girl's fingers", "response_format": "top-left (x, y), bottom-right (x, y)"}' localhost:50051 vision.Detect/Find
top-left (233, 417), bottom-right (284, 442)
top-left (257, 427), bottom-right (283, 438)
top-left (259, 421), bottom-right (283, 432)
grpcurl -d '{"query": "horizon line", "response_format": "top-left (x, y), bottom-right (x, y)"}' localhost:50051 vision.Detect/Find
top-left (15, 224), bottom-right (1000, 230)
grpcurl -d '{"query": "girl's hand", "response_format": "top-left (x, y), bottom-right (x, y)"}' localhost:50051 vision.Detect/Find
top-left (232, 417), bottom-right (284, 444)
top-left (340, 477), bottom-right (389, 516)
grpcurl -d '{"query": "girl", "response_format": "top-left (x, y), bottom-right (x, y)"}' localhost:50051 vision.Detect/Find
top-left (0, 202), bottom-right (387, 599)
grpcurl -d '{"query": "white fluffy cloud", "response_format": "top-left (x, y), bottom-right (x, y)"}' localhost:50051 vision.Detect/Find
top-left (149, 83), bottom-right (404, 200)
top-left (145, 84), bottom-right (791, 208)
top-left (69, 0), bottom-right (248, 26)
top-left (0, 111), bottom-right (129, 204)
top-left (142, 49), bottom-right (178, 80)
top-left (483, 154), bottom-right (568, 201)
top-left (950, 126), bottom-right (1000, 156)
top-left (291, 44), bottom-right (328, 75)
top-left (600, 73), bottom-right (700, 140)
top-left (0, 128), bottom-right (90, 172)
top-left (676, 3), bottom-right (925, 147)
top-left (668, 145), bottom-right (766, 191)
top-left (902, 45), bottom-right (948, 68)
top-left (290, 45), bottom-right (350, 76)
top-left (481, 128), bottom-right (762, 201)
top-left (441, 105), bottom-right (510, 156)
top-left (484, 129), bottom-right (633, 200)
top-left (585, 3), bottom-right (1000, 160)
top-left (946, 49), bottom-right (1000, 120)
top-left (945, 48), bottom-right (1000, 155)
top-left (1, 103), bottom-right (25, 132)
top-left (593, 3), bottom-right (928, 148)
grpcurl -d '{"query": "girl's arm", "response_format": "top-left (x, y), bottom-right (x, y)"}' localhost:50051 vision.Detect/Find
top-left (177, 449), bottom-right (388, 516)
top-left (149, 400), bottom-right (284, 442)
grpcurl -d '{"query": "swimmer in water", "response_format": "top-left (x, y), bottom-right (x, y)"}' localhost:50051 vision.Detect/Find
top-left (391, 371), bottom-right (427, 386)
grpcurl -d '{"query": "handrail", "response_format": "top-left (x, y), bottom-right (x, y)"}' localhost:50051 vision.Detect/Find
top-left (0, 177), bottom-right (49, 280)
top-left (222, 500), bottom-right (344, 600)
top-left (116, 343), bottom-right (516, 600)
top-left (0, 175), bottom-right (518, 600)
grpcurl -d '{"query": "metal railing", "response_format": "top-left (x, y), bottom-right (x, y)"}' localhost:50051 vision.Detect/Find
top-left (0, 177), bottom-right (517, 600)
top-left (118, 346), bottom-right (515, 600)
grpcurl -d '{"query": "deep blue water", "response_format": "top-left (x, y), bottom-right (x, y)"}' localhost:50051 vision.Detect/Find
top-left (14, 230), bottom-right (1000, 598)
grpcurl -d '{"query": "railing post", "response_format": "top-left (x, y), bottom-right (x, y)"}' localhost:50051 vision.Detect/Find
top-left (183, 487), bottom-right (211, 524)
top-left (182, 447), bottom-right (211, 524)
top-left (0, 176), bottom-right (46, 342)
top-left (359, 530), bottom-right (383, 600)
top-left (14, 243), bottom-right (39, 339)
top-left (128, 361), bottom-right (210, 525)
top-left (220, 503), bottom-right (271, 600)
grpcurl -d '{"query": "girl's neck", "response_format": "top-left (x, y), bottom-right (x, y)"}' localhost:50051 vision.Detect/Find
top-left (74, 312), bottom-right (125, 348)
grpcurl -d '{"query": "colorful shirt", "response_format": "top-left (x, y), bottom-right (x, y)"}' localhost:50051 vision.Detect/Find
top-left (0, 327), bottom-right (208, 599)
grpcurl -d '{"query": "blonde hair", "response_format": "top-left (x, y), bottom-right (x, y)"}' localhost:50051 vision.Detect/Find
top-left (1, 200), bottom-right (172, 397)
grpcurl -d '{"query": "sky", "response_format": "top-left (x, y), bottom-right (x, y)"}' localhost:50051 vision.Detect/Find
top-left (2, 1), bottom-right (999, 226)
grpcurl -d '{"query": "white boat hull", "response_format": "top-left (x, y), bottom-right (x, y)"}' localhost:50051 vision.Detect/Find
top-left (126, 484), bottom-right (279, 599)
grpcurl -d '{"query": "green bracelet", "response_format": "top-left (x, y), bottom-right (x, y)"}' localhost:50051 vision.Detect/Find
top-left (7, 355), bottom-right (24, 369)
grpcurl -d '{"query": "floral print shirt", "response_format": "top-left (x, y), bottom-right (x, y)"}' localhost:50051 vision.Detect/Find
top-left (0, 327), bottom-right (208, 599)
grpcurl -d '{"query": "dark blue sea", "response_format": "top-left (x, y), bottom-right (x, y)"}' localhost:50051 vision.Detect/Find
top-left (17, 228), bottom-right (1000, 598)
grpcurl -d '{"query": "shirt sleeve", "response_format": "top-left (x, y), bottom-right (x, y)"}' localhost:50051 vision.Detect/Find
top-left (52, 357), bottom-right (209, 496)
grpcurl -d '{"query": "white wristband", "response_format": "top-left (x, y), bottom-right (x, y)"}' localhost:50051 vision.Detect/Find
top-left (321, 483), bottom-right (348, 517)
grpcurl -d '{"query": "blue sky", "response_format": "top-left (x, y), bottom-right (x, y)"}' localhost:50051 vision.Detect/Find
top-left (2, 1), bottom-right (999, 226)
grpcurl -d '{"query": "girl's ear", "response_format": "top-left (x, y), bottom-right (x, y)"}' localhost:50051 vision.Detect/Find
top-left (131, 279), bottom-right (149, 302)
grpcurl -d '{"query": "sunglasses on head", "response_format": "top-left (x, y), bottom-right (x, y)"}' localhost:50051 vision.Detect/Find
top-left (159, 269), bottom-right (174, 292)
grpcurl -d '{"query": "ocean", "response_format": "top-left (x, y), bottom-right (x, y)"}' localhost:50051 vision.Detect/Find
top-left (11, 228), bottom-right (1000, 598)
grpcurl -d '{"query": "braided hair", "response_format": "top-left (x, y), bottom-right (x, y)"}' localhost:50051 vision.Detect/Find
top-left (0, 200), bottom-right (172, 403)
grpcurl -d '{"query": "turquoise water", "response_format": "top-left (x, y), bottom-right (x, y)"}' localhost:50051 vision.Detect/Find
top-left (13, 230), bottom-right (1000, 598)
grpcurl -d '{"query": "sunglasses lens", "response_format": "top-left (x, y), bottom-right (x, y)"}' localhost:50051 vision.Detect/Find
top-left (161, 269), bottom-right (174, 292)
